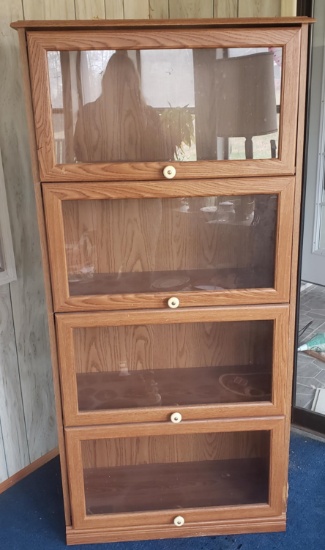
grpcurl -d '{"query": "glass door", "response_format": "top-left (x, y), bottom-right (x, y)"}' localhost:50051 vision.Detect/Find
top-left (27, 26), bottom-right (301, 181)
top-left (43, 178), bottom-right (294, 312)
top-left (65, 418), bottom-right (285, 530)
top-left (56, 306), bottom-right (288, 425)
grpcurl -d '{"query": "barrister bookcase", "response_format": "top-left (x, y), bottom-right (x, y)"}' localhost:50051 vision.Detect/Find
top-left (12, 16), bottom-right (313, 545)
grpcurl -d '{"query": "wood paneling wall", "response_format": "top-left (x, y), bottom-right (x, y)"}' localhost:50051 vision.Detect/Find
top-left (0, 0), bottom-right (296, 486)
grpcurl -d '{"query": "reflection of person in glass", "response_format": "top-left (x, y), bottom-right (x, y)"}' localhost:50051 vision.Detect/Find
top-left (74, 51), bottom-right (174, 162)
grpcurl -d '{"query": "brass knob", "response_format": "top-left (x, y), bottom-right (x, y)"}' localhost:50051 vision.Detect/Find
top-left (163, 165), bottom-right (176, 179)
top-left (174, 515), bottom-right (185, 526)
top-left (167, 296), bottom-right (180, 309)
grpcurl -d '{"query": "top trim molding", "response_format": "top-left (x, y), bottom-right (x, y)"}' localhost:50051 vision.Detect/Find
top-left (11, 17), bottom-right (315, 31)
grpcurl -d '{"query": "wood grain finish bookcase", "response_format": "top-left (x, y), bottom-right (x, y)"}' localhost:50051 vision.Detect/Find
top-left (12, 17), bottom-right (313, 545)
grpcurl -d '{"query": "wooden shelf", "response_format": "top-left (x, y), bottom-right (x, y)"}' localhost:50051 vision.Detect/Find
top-left (77, 365), bottom-right (271, 411)
top-left (69, 268), bottom-right (274, 296)
top-left (83, 458), bottom-right (269, 515)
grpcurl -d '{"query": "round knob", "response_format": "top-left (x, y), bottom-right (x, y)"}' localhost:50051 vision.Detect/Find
top-left (170, 412), bottom-right (182, 424)
top-left (163, 165), bottom-right (176, 179)
top-left (167, 296), bottom-right (180, 309)
top-left (174, 515), bottom-right (185, 527)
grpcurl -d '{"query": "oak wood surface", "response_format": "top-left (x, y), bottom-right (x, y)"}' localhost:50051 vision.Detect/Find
top-left (43, 177), bottom-right (294, 311)
top-left (283, 23), bottom-right (310, 514)
top-left (65, 417), bottom-right (285, 529)
top-left (55, 305), bottom-right (288, 425)
top-left (11, 14), bottom-right (310, 545)
top-left (26, 26), bottom-right (300, 182)
top-left (76, 365), bottom-right (272, 411)
top-left (83, 458), bottom-right (269, 514)
top-left (66, 514), bottom-right (286, 544)
top-left (11, 17), bottom-right (314, 29)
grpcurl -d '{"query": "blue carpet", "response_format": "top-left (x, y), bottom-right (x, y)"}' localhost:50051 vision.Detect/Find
top-left (0, 431), bottom-right (324, 550)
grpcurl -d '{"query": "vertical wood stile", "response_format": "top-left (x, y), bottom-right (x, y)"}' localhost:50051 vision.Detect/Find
top-left (238, 0), bottom-right (281, 18)
top-left (214, 0), bottom-right (238, 18)
top-left (169, 0), bottom-right (214, 19)
top-left (124, 0), bottom-right (150, 19)
top-left (149, 0), bottom-right (169, 19)
top-left (75, 0), bottom-right (106, 19)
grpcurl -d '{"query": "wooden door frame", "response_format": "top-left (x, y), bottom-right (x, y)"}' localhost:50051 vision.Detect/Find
top-left (65, 417), bottom-right (286, 531)
top-left (43, 177), bottom-right (295, 312)
top-left (27, 25), bottom-right (301, 182)
top-left (56, 305), bottom-right (289, 426)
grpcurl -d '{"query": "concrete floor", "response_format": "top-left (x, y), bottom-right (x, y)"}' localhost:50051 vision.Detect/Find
top-left (295, 283), bottom-right (325, 411)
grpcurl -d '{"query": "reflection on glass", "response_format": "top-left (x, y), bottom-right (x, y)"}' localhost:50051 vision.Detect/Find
top-left (62, 194), bottom-right (277, 296)
top-left (47, 47), bottom-right (282, 164)
top-left (74, 320), bottom-right (273, 412)
top-left (81, 431), bottom-right (270, 515)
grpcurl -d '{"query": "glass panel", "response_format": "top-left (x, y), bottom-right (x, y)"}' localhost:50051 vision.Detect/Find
top-left (47, 47), bottom-right (282, 164)
top-left (81, 431), bottom-right (270, 515)
top-left (62, 194), bottom-right (277, 296)
top-left (74, 320), bottom-right (273, 411)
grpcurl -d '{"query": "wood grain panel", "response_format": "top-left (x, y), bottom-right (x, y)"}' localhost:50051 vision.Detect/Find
top-left (283, 23), bottom-right (309, 514)
top-left (12, 18), bottom-right (313, 29)
top-left (26, 27), bottom-right (300, 182)
top-left (75, 0), bottom-right (105, 20)
top-left (169, 0), bottom-right (214, 18)
top-left (65, 418), bottom-right (285, 530)
top-left (81, 431), bottom-right (269, 468)
top-left (214, 0), bottom-right (238, 18)
top-left (74, 321), bottom-right (267, 374)
top-left (238, 0), bottom-right (281, 17)
top-left (23, 0), bottom-right (76, 19)
top-left (105, 0), bottom-right (124, 19)
top-left (0, 285), bottom-right (29, 476)
top-left (66, 515), bottom-right (286, 545)
top-left (55, 305), bottom-right (288, 426)
top-left (61, 197), bottom-right (259, 276)
top-left (149, 0), bottom-right (169, 19)
top-left (42, 177), bottom-right (294, 311)
top-left (124, 0), bottom-right (150, 19)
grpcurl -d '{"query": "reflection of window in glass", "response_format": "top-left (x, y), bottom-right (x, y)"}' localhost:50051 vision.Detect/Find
top-left (0, 151), bottom-right (16, 286)
top-left (140, 50), bottom-right (196, 161)
top-left (47, 47), bottom-right (281, 164)
top-left (223, 48), bottom-right (282, 160)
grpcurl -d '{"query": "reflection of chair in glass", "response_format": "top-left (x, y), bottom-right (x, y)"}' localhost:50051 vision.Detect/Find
top-left (215, 52), bottom-right (278, 160)
top-left (74, 51), bottom-right (174, 163)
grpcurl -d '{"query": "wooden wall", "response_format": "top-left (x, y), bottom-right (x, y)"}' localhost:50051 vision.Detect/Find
top-left (0, 0), bottom-right (296, 486)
